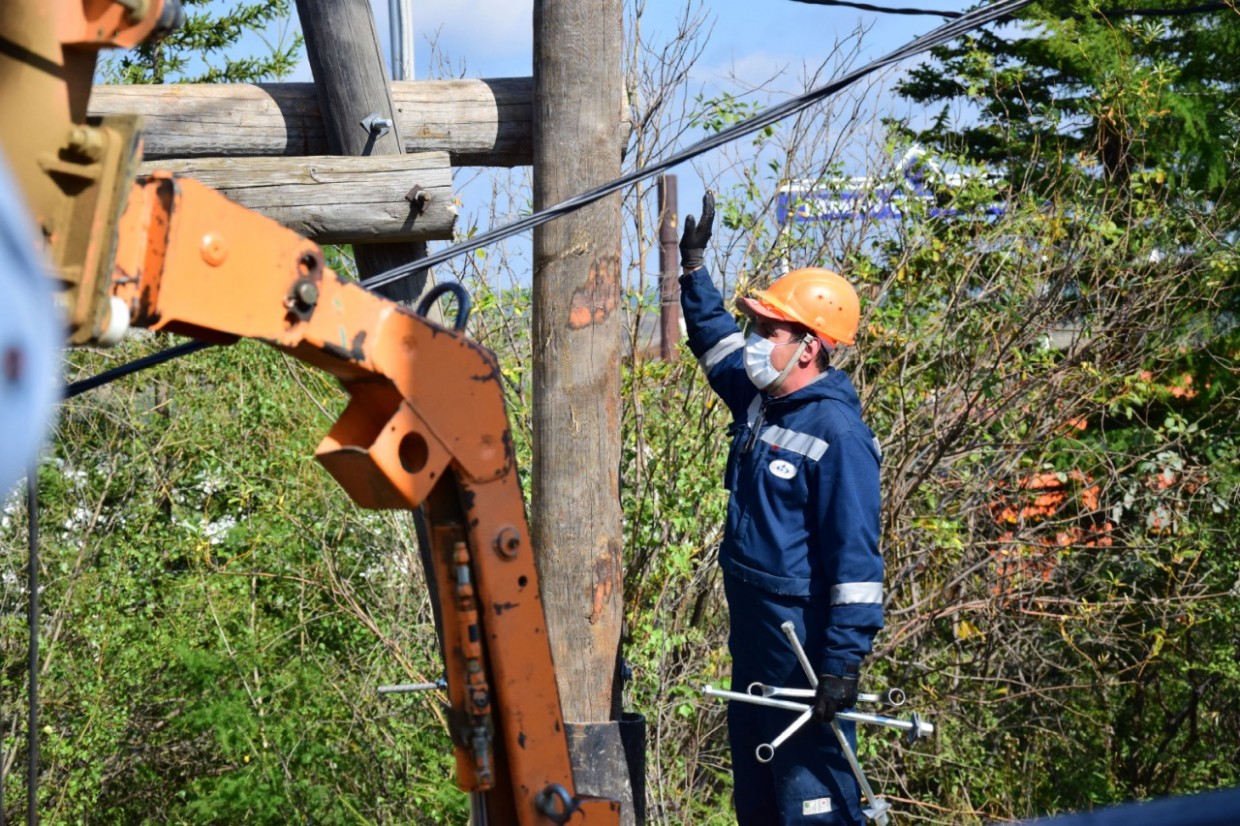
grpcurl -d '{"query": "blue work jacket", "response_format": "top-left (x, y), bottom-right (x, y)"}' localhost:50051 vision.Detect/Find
top-left (680, 266), bottom-right (884, 671)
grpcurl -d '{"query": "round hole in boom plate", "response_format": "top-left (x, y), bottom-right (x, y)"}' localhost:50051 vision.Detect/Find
top-left (399, 432), bottom-right (429, 474)
top-left (298, 251), bottom-right (320, 276)
top-left (518, 575), bottom-right (528, 588)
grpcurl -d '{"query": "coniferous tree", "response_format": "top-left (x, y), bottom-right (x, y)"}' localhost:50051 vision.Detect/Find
top-left (104, 0), bottom-right (302, 84)
top-left (894, 0), bottom-right (1239, 201)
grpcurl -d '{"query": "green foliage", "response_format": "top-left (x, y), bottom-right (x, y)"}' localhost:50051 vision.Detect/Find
top-left (614, 97), bottom-right (1238, 820)
top-left (101, 0), bottom-right (302, 84)
top-left (844, 145), bottom-right (1240, 820)
top-left (894, 0), bottom-right (1240, 203)
top-left (620, 356), bottom-right (735, 823)
top-left (2, 341), bottom-right (466, 823)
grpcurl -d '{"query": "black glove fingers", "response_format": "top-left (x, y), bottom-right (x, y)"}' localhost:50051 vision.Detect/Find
top-left (700, 191), bottom-right (715, 233)
top-left (678, 190), bottom-right (715, 272)
top-left (812, 670), bottom-right (860, 724)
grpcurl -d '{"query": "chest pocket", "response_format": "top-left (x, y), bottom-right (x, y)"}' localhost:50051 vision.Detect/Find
top-left (755, 425), bottom-right (825, 501)
top-left (731, 440), bottom-right (811, 565)
top-left (754, 445), bottom-right (810, 507)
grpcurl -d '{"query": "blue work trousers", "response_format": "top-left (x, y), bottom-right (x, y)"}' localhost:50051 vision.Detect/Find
top-left (724, 574), bottom-right (864, 825)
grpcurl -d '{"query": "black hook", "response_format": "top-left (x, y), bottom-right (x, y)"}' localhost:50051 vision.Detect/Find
top-left (535, 784), bottom-right (580, 824)
top-left (415, 282), bottom-right (472, 331)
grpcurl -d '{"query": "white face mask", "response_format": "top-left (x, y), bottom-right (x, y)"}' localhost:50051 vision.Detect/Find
top-left (743, 332), bottom-right (809, 392)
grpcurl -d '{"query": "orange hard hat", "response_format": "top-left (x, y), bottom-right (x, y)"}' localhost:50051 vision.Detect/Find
top-left (737, 267), bottom-right (861, 346)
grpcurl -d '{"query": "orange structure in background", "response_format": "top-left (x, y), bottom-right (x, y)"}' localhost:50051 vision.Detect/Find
top-left (989, 470), bottom-right (1113, 592)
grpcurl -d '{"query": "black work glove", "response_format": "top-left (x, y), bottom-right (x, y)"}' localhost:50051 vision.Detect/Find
top-left (812, 662), bottom-right (860, 724)
top-left (679, 190), bottom-right (715, 272)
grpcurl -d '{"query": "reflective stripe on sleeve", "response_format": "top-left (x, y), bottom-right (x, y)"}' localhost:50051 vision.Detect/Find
top-left (831, 582), bottom-right (883, 605)
top-left (760, 425), bottom-right (828, 461)
top-left (699, 331), bottom-right (744, 374)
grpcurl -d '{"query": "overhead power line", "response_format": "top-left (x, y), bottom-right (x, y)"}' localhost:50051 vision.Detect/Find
top-left (791, 0), bottom-right (1237, 19)
top-left (64, 339), bottom-right (213, 399)
top-left (793, 0), bottom-right (962, 17)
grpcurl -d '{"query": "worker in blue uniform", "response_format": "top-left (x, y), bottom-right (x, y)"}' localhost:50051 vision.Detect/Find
top-left (678, 192), bottom-right (884, 825)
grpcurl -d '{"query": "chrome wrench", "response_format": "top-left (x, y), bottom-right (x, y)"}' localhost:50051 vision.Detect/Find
top-left (779, 621), bottom-right (892, 826)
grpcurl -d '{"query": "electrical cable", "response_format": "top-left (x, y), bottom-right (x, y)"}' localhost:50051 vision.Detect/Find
top-left (62, 0), bottom-right (1034, 396)
top-left (791, 0), bottom-right (1235, 19)
top-left (794, 0), bottom-right (962, 17)
top-left (63, 339), bottom-right (214, 400)
top-left (26, 470), bottom-right (38, 826)
top-left (360, 0), bottom-right (1035, 293)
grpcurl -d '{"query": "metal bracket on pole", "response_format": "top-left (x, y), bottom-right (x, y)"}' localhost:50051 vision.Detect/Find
top-left (360, 112), bottom-right (393, 140)
top-left (701, 621), bottom-right (934, 826)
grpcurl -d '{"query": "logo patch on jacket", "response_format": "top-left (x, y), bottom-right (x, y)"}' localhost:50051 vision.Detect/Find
top-left (802, 797), bottom-right (832, 815)
top-left (769, 458), bottom-right (797, 479)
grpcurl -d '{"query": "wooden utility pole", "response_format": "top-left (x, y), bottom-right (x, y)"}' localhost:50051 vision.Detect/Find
top-left (532, 0), bottom-right (632, 820)
top-left (658, 176), bottom-right (681, 361)
top-left (293, 0), bottom-right (435, 305)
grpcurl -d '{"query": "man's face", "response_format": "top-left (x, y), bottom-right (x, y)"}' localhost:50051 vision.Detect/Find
top-left (749, 317), bottom-right (808, 372)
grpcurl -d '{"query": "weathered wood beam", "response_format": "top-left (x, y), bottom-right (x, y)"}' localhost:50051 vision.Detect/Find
top-left (89, 78), bottom-right (533, 166)
top-left (143, 153), bottom-right (456, 245)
